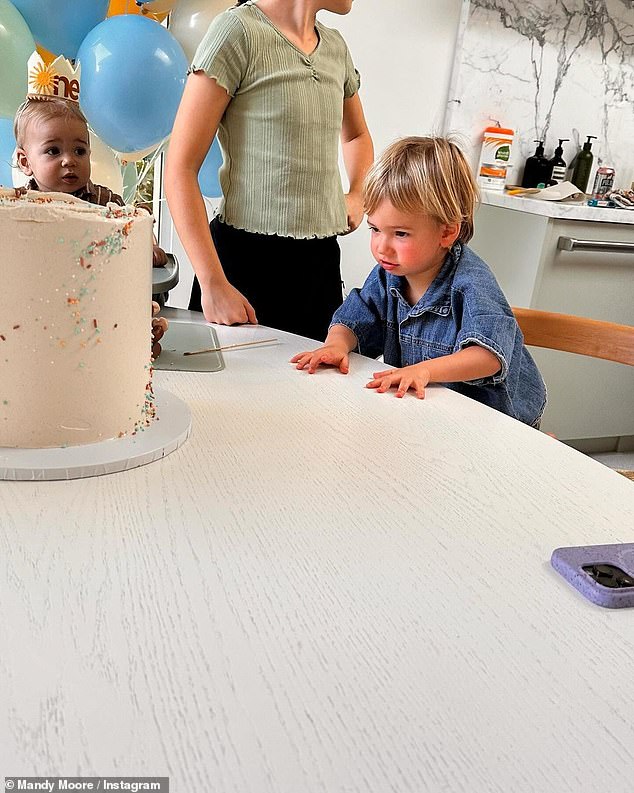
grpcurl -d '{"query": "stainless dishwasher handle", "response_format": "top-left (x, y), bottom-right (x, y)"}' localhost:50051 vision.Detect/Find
top-left (558, 236), bottom-right (634, 253)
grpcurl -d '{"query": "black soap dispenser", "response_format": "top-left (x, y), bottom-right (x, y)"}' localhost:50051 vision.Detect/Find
top-left (571, 135), bottom-right (597, 193)
top-left (521, 140), bottom-right (552, 188)
top-left (549, 139), bottom-right (570, 184)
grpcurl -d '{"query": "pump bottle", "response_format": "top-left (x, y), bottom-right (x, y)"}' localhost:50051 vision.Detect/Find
top-left (521, 141), bottom-right (552, 188)
top-left (549, 139), bottom-right (570, 184)
top-left (571, 135), bottom-right (597, 193)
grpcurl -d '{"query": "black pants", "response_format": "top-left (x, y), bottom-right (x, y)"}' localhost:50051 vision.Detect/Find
top-left (189, 217), bottom-right (344, 342)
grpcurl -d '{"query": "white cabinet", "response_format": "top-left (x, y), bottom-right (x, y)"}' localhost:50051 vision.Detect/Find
top-left (471, 197), bottom-right (634, 445)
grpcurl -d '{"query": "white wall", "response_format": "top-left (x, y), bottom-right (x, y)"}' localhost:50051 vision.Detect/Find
top-left (321, 0), bottom-right (463, 292)
top-left (161, 0), bottom-right (463, 308)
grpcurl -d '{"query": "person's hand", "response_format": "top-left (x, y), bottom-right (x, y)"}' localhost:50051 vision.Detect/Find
top-left (152, 243), bottom-right (168, 267)
top-left (151, 300), bottom-right (168, 360)
top-left (366, 363), bottom-right (431, 399)
top-left (201, 281), bottom-right (257, 326)
top-left (290, 344), bottom-right (350, 374)
top-left (342, 191), bottom-right (364, 234)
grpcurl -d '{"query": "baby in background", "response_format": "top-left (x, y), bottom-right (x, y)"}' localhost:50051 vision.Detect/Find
top-left (13, 97), bottom-right (168, 357)
top-left (292, 136), bottom-right (546, 427)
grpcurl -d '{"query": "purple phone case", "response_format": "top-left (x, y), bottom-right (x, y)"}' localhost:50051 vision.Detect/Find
top-left (551, 543), bottom-right (634, 608)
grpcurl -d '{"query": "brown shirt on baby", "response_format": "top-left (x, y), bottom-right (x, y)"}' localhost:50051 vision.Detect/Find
top-left (24, 177), bottom-right (124, 207)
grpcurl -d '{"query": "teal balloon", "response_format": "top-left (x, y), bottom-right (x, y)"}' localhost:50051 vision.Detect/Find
top-left (77, 16), bottom-right (187, 153)
top-left (0, 117), bottom-right (16, 185)
top-left (199, 137), bottom-right (223, 198)
top-left (0, 0), bottom-right (36, 118)
top-left (10, 0), bottom-right (109, 59)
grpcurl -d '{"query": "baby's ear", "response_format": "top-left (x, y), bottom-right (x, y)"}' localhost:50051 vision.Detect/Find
top-left (440, 222), bottom-right (461, 248)
top-left (16, 148), bottom-right (33, 176)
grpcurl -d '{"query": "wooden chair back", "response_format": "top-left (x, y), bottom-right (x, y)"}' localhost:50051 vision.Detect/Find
top-left (512, 307), bottom-right (634, 367)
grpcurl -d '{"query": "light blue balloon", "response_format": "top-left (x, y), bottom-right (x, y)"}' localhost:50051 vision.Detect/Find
top-left (10, 0), bottom-right (109, 60)
top-left (199, 137), bottom-right (223, 198)
top-left (77, 16), bottom-right (187, 154)
top-left (0, 118), bottom-right (16, 187)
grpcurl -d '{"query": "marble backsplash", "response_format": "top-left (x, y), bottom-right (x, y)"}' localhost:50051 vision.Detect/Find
top-left (445, 0), bottom-right (634, 190)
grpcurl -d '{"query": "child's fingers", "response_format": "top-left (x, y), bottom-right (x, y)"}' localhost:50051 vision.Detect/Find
top-left (395, 377), bottom-right (426, 399)
top-left (152, 318), bottom-right (167, 343)
top-left (307, 353), bottom-right (334, 373)
top-left (377, 376), bottom-right (396, 393)
top-left (367, 373), bottom-right (421, 398)
top-left (372, 368), bottom-right (395, 379)
top-left (152, 245), bottom-right (168, 267)
top-left (290, 351), bottom-right (316, 368)
top-left (395, 377), bottom-right (416, 398)
top-left (366, 374), bottom-right (397, 392)
top-left (292, 349), bottom-right (347, 374)
top-left (413, 379), bottom-right (426, 399)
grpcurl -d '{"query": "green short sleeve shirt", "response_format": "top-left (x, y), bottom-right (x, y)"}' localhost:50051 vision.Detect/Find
top-left (190, 1), bottom-right (361, 239)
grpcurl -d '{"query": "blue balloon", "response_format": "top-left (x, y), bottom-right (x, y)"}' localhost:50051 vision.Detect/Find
top-left (0, 118), bottom-right (16, 187)
top-left (199, 137), bottom-right (223, 198)
top-left (11, 0), bottom-right (109, 60)
top-left (77, 16), bottom-right (187, 153)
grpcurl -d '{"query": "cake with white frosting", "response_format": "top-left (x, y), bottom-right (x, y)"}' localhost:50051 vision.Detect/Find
top-left (0, 189), bottom-right (155, 448)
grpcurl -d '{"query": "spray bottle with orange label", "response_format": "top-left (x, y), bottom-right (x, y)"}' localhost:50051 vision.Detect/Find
top-left (477, 124), bottom-right (514, 191)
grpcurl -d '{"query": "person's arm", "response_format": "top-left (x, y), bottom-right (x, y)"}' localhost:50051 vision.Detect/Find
top-left (290, 324), bottom-right (358, 374)
top-left (164, 72), bottom-right (256, 325)
top-left (368, 346), bottom-right (501, 399)
top-left (340, 93), bottom-right (373, 233)
top-left (291, 265), bottom-right (388, 374)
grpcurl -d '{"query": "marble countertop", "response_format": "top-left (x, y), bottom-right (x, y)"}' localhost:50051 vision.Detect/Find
top-left (480, 189), bottom-right (634, 225)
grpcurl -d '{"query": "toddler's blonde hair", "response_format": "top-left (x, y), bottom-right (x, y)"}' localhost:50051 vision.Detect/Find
top-left (14, 98), bottom-right (89, 148)
top-left (364, 136), bottom-right (479, 243)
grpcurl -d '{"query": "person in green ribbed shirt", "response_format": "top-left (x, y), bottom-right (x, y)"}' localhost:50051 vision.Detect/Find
top-left (165, 0), bottom-right (373, 340)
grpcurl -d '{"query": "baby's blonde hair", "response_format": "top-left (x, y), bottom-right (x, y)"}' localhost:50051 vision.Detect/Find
top-left (14, 98), bottom-right (89, 148)
top-left (364, 136), bottom-right (479, 244)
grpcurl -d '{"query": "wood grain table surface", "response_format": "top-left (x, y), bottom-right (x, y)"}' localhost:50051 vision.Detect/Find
top-left (2, 309), bottom-right (633, 791)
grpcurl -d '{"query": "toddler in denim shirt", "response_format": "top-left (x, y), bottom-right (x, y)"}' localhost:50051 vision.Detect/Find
top-left (292, 136), bottom-right (546, 427)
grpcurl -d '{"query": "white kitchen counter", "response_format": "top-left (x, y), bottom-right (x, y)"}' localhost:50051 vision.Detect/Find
top-left (481, 188), bottom-right (634, 224)
top-left (472, 197), bottom-right (634, 444)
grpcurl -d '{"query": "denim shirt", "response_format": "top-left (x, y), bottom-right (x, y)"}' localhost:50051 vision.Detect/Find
top-left (331, 242), bottom-right (547, 427)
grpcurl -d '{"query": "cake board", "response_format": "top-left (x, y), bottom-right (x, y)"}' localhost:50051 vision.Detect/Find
top-left (0, 388), bottom-right (191, 481)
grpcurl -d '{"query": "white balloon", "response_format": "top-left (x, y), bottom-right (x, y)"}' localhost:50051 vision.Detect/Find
top-left (89, 131), bottom-right (124, 196)
top-left (169, 0), bottom-right (233, 63)
top-left (116, 138), bottom-right (166, 164)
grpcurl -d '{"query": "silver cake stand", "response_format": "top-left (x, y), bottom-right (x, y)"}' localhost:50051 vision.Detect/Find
top-left (0, 388), bottom-right (191, 481)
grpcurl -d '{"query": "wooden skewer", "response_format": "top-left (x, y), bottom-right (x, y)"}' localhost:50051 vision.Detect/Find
top-left (184, 337), bottom-right (279, 356)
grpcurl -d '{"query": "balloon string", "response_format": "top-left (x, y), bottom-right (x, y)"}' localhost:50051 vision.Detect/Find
top-left (124, 138), bottom-right (168, 201)
top-left (136, 138), bottom-right (168, 188)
